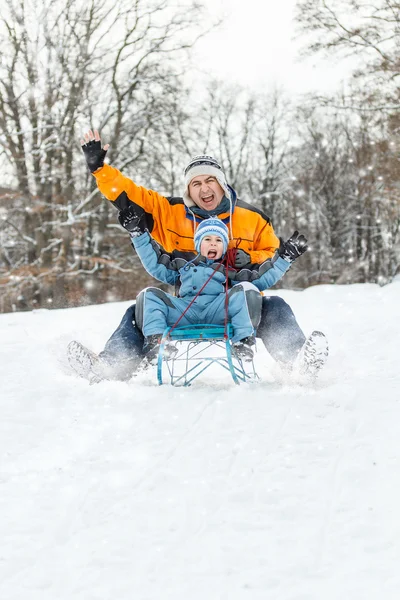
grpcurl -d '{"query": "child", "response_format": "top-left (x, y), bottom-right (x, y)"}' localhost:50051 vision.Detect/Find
top-left (67, 217), bottom-right (318, 383)
top-left (132, 217), bottom-right (293, 363)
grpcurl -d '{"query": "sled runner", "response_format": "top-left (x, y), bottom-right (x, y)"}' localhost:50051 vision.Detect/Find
top-left (156, 323), bottom-right (259, 386)
top-left (67, 328), bottom-right (328, 386)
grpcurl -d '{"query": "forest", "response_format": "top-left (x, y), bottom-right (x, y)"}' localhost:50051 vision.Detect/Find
top-left (0, 0), bottom-right (399, 312)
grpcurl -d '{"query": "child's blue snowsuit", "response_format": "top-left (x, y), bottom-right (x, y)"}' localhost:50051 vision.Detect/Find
top-left (133, 232), bottom-right (291, 342)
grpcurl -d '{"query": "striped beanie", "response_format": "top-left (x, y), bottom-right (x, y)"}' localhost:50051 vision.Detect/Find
top-left (194, 218), bottom-right (229, 254)
top-left (183, 155), bottom-right (231, 206)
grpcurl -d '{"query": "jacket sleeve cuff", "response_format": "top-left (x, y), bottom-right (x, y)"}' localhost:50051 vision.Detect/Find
top-left (92, 164), bottom-right (117, 183)
top-left (131, 231), bottom-right (150, 247)
top-left (274, 255), bottom-right (292, 273)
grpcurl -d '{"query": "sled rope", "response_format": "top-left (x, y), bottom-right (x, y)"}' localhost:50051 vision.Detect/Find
top-left (168, 267), bottom-right (220, 336)
top-left (168, 240), bottom-right (242, 340)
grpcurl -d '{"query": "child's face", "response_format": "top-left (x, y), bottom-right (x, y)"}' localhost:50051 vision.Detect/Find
top-left (200, 235), bottom-right (224, 260)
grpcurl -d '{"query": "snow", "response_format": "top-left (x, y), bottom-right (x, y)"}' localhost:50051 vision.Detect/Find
top-left (1, 280), bottom-right (400, 599)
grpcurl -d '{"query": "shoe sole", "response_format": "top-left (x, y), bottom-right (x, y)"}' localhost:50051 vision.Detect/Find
top-left (67, 341), bottom-right (105, 382)
top-left (300, 331), bottom-right (329, 378)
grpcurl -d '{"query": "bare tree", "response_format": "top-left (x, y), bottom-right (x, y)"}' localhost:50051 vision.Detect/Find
top-left (280, 96), bottom-right (400, 287)
top-left (293, 0), bottom-right (400, 284)
top-left (0, 0), bottom-right (209, 312)
top-left (185, 82), bottom-right (257, 193)
top-left (295, 0), bottom-right (400, 109)
top-left (247, 89), bottom-right (294, 230)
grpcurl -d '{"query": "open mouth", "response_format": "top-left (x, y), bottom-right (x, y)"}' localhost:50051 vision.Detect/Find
top-left (201, 194), bottom-right (214, 205)
top-left (207, 250), bottom-right (217, 259)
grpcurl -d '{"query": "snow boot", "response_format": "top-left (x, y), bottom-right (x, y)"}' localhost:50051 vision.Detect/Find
top-left (141, 334), bottom-right (178, 367)
top-left (232, 336), bottom-right (256, 362)
top-left (67, 341), bottom-right (112, 384)
top-left (293, 330), bottom-right (329, 382)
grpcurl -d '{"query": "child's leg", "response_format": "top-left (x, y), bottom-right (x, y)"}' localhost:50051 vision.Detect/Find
top-left (201, 284), bottom-right (262, 342)
top-left (227, 283), bottom-right (262, 342)
top-left (135, 287), bottom-right (199, 336)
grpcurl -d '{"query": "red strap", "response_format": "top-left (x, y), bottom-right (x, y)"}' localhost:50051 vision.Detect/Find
top-left (223, 254), bottom-right (230, 339)
top-left (223, 239), bottom-right (243, 339)
top-left (168, 267), bottom-right (219, 336)
top-left (225, 238), bottom-right (242, 269)
top-left (169, 239), bottom-right (243, 339)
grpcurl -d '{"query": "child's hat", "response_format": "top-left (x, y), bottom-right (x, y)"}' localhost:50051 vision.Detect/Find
top-left (194, 217), bottom-right (229, 254)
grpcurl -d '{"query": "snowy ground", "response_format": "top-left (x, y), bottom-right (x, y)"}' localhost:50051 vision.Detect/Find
top-left (1, 280), bottom-right (399, 600)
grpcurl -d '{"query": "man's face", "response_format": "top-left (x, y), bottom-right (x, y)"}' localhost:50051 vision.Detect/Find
top-left (200, 235), bottom-right (224, 260)
top-left (188, 175), bottom-right (225, 211)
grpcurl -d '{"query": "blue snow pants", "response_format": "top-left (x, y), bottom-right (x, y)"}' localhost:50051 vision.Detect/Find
top-left (135, 283), bottom-right (262, 343)
top-left (99, 293), bottom-right (306, 380)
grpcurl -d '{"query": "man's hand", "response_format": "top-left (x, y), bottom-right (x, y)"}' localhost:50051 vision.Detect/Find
top-left (80, 129), bottom-right (110, 173)
top-left (118, 205), bottom-right (149, 237)
top-left (234, 249), bottom-right (251, 268)
top-left (279, 231), bottom-right (308, 263)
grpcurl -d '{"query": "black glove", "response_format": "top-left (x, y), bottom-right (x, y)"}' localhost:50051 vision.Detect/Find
top-left (279, 230), bottom-right (308, 263)
top-left (81, 139), bottom-right (108, 173)
top-left (118, 205), bottom-right (148, 237)
top-left (234, 249), bottom-right (251, 268)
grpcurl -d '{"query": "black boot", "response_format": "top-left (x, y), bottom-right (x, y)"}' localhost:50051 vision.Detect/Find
top-left (142, 334), bottom-right (162, 363)
top-left (232, 336), bottom-right (256, 361)
top-left (142, 334), bottom-right (178, 366)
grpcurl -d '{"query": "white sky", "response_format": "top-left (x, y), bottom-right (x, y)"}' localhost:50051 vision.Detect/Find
top-left (192, 0), bottom-right (355, 95)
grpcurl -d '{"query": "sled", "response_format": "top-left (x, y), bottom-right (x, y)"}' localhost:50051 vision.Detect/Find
top-left (157, 323), bottom-right (259, 386)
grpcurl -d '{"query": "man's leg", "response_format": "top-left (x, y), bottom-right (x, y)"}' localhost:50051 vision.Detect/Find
top-left (98, 303), bottom-right (144, 379)
top-left (68, 303), bottom-right (143, 382)
top-left (257, 296), bottom-right (306, 365)
top-left (100, 303), bottom-right (143, 358)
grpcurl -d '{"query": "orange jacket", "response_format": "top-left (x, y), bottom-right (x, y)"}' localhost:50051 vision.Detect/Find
top-left (94, 164), bottom-right (279, 263)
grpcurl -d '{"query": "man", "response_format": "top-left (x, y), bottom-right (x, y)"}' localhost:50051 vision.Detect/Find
top-left (80, 131), bottom-right (279, 264)
top-left (68, 130), bottom-right (328, 383)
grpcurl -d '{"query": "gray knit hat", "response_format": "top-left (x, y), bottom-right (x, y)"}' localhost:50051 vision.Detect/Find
top-left (183, 155), bottom-right (231, 206)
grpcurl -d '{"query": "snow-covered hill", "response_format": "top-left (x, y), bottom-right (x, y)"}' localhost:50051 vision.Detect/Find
top-left (1, 281), bottom-right (399, 600)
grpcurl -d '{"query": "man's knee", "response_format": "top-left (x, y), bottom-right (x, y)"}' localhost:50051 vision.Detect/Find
top-left (121, 303), bottom-right (136, 323)
top-left (261, 295), bottom-right (294, 322)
